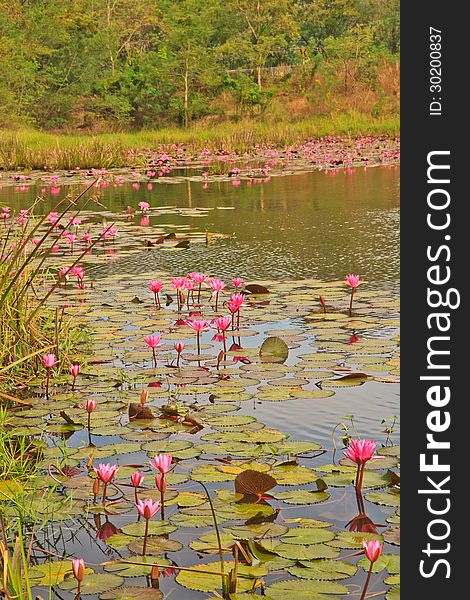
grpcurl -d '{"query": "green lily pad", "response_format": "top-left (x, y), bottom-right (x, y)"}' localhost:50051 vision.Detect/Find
top-left (104, 556), bottom-right (171, 577)
top-left (273, 490), bottom-right (330, 505)
top-left (176, 562), bottom-right (268, 592)
top-left (288, 559), bottom-right (357, 580)
top-left (266, 578), bottom-right (347, 598)
top-left (59, 573), bottom-right (124, 595)
top-left (100, 588), bottom-right (163, 599)
top-left (281, 527), bottom-right (335, 545)
top-left (358, 553), bottom-right (400, 574)
top-left (121, 520), bottom-right (176, 536)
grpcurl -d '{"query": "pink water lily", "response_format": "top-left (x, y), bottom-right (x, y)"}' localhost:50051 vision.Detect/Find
top-left (344, 439), bottom-right (383, 492)
top-left (174, 342), bottom-right (185, 367)
top-left (93, 463), bottom-right (119, 502)
top-left (188, 272), bottom-right (208, 302)
top-left (232, 277), bottom-right (244, 288)
top-left (131, 471), bottom-right (144, 503)
top-left (42, 353), bottom-right (58, 398)
top-left (186, 319), bottom-right (209, 355)
top-left (150, 453), bottom-right (173, 474)
top-left (144, 335), bottom-right (162, 367)
top-left (72, 558), bottom-right (85, 593)
top-left (360, 539), bottom-right (384, 600)
top-left (139, 201), bottom-right (150, 212)
top-left (149, 280), bottom-right (164, 308)
top-left (344, 439), bottom-right (383, 466)
top-left (213, 316), bottom-right (231, 354)
top-left (135, 498), bottom-right (160, 555)
top-left (345, 274), bottom-right (363, 316)
top-left (209, 278), bottom-right (226, 311)
top-left (69, 363), bottom-right (80, 390)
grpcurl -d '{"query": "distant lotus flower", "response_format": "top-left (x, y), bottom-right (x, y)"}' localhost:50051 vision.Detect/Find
top-left (213, 316), bottom-right (231, 354)
top-left (131, 470), bottom-right (144, 503)
top-left (232, 277), bottom-right (244, 288)
top-left (186, 319), bottom-right (209, 355)
top-left (32, 237), bottom-right (41, 245)
top-left (82, 233), bottom-right (92, 244)
top-left (345, 274), bottom-right (363, 316)
top-left (150, 453), bottom-right (173, 475)
top-left (131, 471), bottom-right (144, 488)
top-left (42, 354), bottom-right (58, 398)
top-left (93, 463), bottom-right (119, 502)
top-left (209, 278), bottom-right (226, 311)
top-left (150, 454), bottom-right (172, 520)
top-left (139, 201), bottom-right (150, 212)
top-left (72, 558), bottom-right (85, 593)
top-left (82, 398), bottom-right (97, 437)
top-left (228, 293), bottom-right (245, 328)
top-left (144, 335), bottom-right (162, 368)
top-left (149, 280), bottom-right (164, 308)
top-left (69, 364), bottom-right (80, 390)
top-left (360, 540), bottom-right (384, 600)
top-left (171, 277), bottom-right (187, 311)
top-left (188, 272), bottom-right (208, 302)
top-left (58, 267), bottom-right (69, 284)
top-left (135, 499), bottom-right (160, 555)
top-left (174, 342), bottom-right (185, 368)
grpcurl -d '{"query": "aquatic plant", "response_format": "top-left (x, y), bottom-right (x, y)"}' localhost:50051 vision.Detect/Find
top-left (360, 540), bottom-right (384, 600)
top-left (135, 499), bottom-right (160, 556)
top-left (345, 274), bottom-right (363, 316)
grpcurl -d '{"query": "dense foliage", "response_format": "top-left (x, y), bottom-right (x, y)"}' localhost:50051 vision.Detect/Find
top-left (0, 0), bottom-right (399, 130)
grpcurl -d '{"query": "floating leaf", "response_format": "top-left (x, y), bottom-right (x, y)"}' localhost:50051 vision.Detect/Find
top-left (175, 562), bottom-right (267, 592)
top-left (260, 337), bottom-right (289, 364)
top-left (266, 578), bottom-right (347, 598)
top-left (59, 573), bottom-right (124, 595)
top-left (288, 559), bottom-right (357, 580)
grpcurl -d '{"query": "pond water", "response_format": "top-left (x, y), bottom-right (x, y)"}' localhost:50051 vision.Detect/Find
top-left (1, 165), bottom-right (400, 600)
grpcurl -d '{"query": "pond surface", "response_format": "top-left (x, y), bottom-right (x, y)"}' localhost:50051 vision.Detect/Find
top-left (1, 165), bottom-right (400, 599)
top-left (1, 166), bottom-right (399, 287)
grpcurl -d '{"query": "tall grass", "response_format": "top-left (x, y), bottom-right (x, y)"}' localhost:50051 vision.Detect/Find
top-left (0, 112), bottom-right (399, 171)
top-left (0, 189), bottom-right (93, 390)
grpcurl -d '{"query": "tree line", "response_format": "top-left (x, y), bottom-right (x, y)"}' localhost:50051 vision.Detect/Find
top-left (0, 0), bottom-right (399, 130)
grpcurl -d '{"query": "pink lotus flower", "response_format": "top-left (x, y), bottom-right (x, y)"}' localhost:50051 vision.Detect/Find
top-left (139, 201), bottom-right (150, 212)
top-left (144, 335), bottom-right (162, 349)
top-left (174, 342), bottom-right (185, 367)
top-left (94, 463), bottom-right (119, 484)
top-left (42, 354), bottom-right (58, 369)
top-left (131, 471), bottom-right (144, 488)
top-left (149, 280), bottom-right (164, 308)
top-left (360, 539), bottom-right (384, 600)
top-left (82, 233), bottom-right (92, 244)
top-left (188, 272), bottom-right (208, 284)
top-left (149, 280), bottom-right (164, 293)
top-left (136, 498), bottom-right (160, 520)
top-left (150, 453), bottom-right (173, 474)
top-left (155, 473), bottom-right (167, 493)
top-left (72, 558), bottom-right (85, 586)
top-left (229, 293), bottom-right (245, 309)
top-left (188, 272), bottom-right (208, 302)
top-left (83, 399), bottom-right (96, 414)
top-left (186, 319), bottom-right (209, 333)
top-left (69, 364), bottom-right (80, 378)
top-left (171, 277), bottom-right (186, 290)
top-left (209, 278), bottom-right (226, 293)
top-left (213, 316), bottom-right (231, 332)
top-left (362, 539), bottom-right (383, 563)
top-left (232, 277), bottom-right (244, 288)
top-left (345, 274), bottom-right (363, 316)
top-left (345, 274), bottom-right (362, 289)
top-left (344, 439), bottom-right (383, 467)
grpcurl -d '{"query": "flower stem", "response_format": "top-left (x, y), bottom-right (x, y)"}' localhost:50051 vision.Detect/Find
top-left (360, 562), bottom-right (373, 600)
top-left (143, 518), bottom-right (149, 555)
top-left (349, 288), bottom-right (355, 317)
